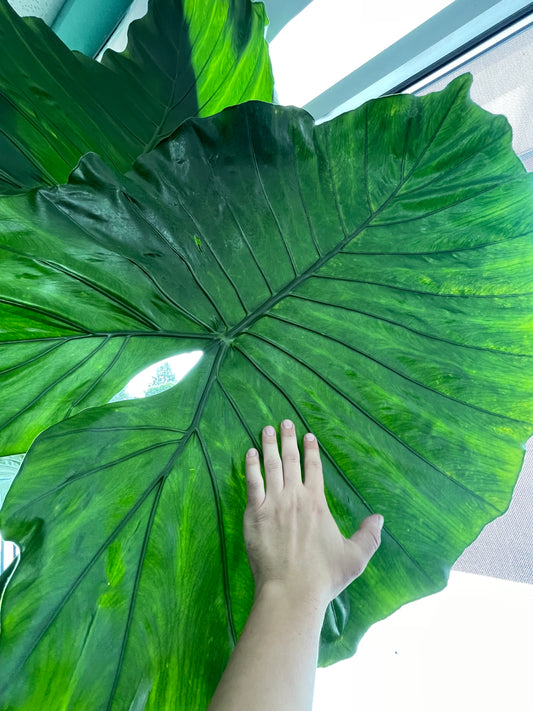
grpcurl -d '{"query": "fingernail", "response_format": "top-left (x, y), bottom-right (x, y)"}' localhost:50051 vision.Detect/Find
top-left (304, 433), bottom-right (315, 442)
top-left (264, 425), bottom-right (275, 436)
top-left (282, 419), bottom-right (293, 429)
top-left (247, 448), bottom-right (257, 458)
top-left (376, 514), bottom-right (384, 530)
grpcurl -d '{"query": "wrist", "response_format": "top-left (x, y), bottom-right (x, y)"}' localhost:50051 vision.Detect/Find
top-left (253, 580), bottom-right (329, 625)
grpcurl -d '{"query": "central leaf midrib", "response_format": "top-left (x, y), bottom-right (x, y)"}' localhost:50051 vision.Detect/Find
top-left (224, 211), bottom-right (372, 340)
top-left (225, 190), bottom-right (397, 340)
top-left (225, 81), bottom-right (464, 341)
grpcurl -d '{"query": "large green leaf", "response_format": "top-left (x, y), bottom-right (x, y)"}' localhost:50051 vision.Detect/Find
top-left (0, 0), bottom-right (273, 194)
top-left (1, 76), bottom-right (533, 709)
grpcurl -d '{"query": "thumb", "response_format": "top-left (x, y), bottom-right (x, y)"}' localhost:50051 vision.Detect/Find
top-left (348, 513), bottom-right (384, 574)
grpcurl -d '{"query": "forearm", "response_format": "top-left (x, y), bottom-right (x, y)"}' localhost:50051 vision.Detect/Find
top-left (208, 421), bottom-right (383, 710)
top-left (207, 584), bottom-right (326, 711)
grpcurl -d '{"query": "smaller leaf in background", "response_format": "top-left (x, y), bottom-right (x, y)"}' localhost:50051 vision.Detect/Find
top-left (0, 0), bottom-right (273, 194)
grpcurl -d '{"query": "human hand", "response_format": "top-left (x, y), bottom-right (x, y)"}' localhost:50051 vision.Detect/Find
top-left (243, 420), bottom-right (383, 613)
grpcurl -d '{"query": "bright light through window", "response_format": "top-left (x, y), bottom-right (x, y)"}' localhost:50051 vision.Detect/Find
top-left (313, 571), bottom-right (533, 710)
top-left (270, 0), bottom-right (454, 107)
top-left (117, 350), bottom-right (203, 399)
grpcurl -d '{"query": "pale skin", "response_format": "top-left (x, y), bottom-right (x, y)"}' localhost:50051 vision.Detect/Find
top-left (207, 419), bottom-right (384, 711)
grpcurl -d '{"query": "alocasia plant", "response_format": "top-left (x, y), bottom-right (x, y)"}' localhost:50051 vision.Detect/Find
top-left (1, 1), bottom-right (532, 709)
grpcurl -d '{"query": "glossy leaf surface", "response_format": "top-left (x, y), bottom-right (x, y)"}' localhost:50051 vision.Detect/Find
top-left (1, 77), bottom-right (533, 710)
top-left (0, 0), bottom-right (273, 194)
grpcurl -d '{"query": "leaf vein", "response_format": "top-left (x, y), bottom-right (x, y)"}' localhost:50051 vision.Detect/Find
top-left (244, 111), bottom-right (298, 276)
top-left (288, 293), bottom-right (532, 357)
top-left (197, 431), bottom-right (237, 646)
top-left (64, 336), bottom-right (130, 417)
top-left (121, 190), bottom-right (228, 327)
top-left (106, 476), bottom-right (166, 710)
top-left (0, 340), bottom-right (65, 376)
top-left (14, 440), bottom-right (180, 513)
top-left (16, 472), bottom-right (166, 669)
top-left (265, 313), bottom-right (530, 425)
top-left (341, 228), bottom-right (533, 256)
top-left (371, 181), bottom-right (505, 226)
top-left (0, 337), bottom-right (110, 431)
top-left (243, 331), bottom-right (501, 511)
top-left (232, 345), bottom-right (436, 582)
top-left (312, 273), bottom-right (533, 299)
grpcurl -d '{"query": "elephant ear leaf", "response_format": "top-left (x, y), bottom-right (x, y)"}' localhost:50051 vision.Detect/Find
top-left (1, 75), bottom-right (533, 710)
top-left (0, 0), bottom-right (273, 194)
